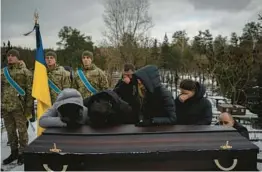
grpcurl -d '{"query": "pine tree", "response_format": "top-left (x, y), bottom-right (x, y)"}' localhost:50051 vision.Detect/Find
top-left (230, 32), bottom-right (239, 47)
top-left (161, 33), bottom-right (170, 68)
top-left (150, 39), bottom-right (160, 65)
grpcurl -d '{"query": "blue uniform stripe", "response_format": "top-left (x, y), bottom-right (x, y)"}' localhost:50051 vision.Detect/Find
top-left (48, 79), bottom-right (61, 94)
top-left (77, 69), bottom-right (97, 94)
top-left (3, 67), bottom-right (26, 96)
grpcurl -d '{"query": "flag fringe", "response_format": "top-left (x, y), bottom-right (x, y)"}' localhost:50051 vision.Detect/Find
top-left (23, 26), bottom-right (36, 36)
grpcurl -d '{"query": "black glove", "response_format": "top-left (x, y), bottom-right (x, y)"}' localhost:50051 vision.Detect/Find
top-left (135, 119), bottom-right (152, 127)
top-left (66, 122), bottom-right (80, 128)
top-left (61, 116), bottom-right (81, 128)
top-left (61, 116), bottom-right (69, 124)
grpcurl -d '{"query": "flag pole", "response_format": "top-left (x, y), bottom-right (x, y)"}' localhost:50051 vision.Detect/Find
top-left (25, 10), bottom-right (51, 136)
top-left (34, 10), bottom-right (39, 25)
top-left (28, 10), bottom-right (40, 133)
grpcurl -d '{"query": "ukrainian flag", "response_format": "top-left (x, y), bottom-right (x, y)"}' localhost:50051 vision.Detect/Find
top-left (32, 23), bottom-right (51, 136)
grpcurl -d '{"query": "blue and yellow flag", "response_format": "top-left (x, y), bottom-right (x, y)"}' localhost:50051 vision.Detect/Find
top-left (31, 24), bottom-right (51, 136)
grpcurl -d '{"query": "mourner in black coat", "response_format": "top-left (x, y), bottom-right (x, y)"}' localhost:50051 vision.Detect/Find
top-left (175, 79), bottom-right (212, 125)
top-left (83, 90), bottom-right (133, 126)
top-left (114, 65), bottom-right (176, 126)
top-left (114, 63), bottom-right (136, 107)
top-left (216, 112), bottom-right (249, 140)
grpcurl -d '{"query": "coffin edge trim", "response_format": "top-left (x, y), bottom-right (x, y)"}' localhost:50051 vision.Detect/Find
top-left (214, 159), bottom-right (238, 171)
top-left (43, 164), bottom-right (68, 172)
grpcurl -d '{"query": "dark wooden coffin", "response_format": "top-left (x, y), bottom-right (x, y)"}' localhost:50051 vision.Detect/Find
top-left (24, 125), bottom-right (259, 171)
top-left (217, 103), bottom-right (246, 115)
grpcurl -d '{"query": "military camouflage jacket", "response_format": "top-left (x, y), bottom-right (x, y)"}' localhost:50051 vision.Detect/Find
top-left (1, 63), bottom-right (33, 114)
top-left (73, 64), bottom-right (108, 98)
top-left (47, 65), bottom-right (71, 104)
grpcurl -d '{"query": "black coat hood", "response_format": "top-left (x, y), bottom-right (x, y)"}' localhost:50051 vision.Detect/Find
top-left (133, 65), bottom-right (161, 93)
top-left (195, 82), bottom-right (206, 99)
top-left (84, 90), bottom-right (131, 112)
top-left (175, 82), bottom-right (212, 125)
top-left (185, 82), bottom-right (206, 102)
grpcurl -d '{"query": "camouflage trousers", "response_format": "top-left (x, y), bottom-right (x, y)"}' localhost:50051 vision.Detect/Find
top-left (3, 110), bottom-right (28, 154)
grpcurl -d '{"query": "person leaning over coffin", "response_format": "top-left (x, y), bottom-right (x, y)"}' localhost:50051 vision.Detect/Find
top-left (175, 79), bottom-right (212, 125)
top-left (215, 112), bottom-right (249, 140)
top-left (114, 65), bottom-right (176, 126)
top-left (83, 89), bottom-right (133, 127)
top-left (39, 88), bottom-right (88, 128)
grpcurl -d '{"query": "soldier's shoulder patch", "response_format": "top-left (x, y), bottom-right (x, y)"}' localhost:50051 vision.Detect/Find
top-left (64, 70), bottom-right (70, 76)
top-left (98, 68), bottom-right (106, 76)
top-left (93, 67), bottom-right (104, 75)
top-left (94, 67), bottom-right (103, 73)
top-left (24, 68), bottom-right (32, 75)
top-left (57, 66), bottom-right (65, 70)
top-left (56, 66), bottom-right (66, 73)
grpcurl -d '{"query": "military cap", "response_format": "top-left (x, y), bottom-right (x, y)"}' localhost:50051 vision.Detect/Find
top-left (82, 50), bottom-right (93, 59)
top-left (7, 49), bottom-right (20, 60)
top-left (45, 51), bottom-right (57, 60)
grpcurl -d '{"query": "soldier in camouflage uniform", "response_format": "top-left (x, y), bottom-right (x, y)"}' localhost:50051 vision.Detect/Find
top-left (1, 49), bottom-right (33, 165)
top-left (73, 50), bottom-right (108, 98)
top-left (6, 60), bottom-right (30, 147)
top-left (45, 51), bottom-right (71, 104)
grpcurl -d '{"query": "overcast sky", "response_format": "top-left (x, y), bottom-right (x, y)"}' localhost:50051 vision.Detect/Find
top-left (1, 0), bottom-right (262, 49)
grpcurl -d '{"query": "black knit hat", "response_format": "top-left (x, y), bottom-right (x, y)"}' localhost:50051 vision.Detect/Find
top-left (7, 49), bottom-right (20, 60)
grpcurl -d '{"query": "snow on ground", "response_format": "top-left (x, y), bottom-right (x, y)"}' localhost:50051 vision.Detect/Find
top-left (1, 121), bottom-right (37, 171)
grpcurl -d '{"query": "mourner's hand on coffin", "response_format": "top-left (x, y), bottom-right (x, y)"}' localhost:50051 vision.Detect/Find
top-left (66, 121), bottom-right (81, 128)
top-left (135, 119), bottom-right (152, 127)
top-left (59, 116), bottom-right (81, 128)
top-left (60, 116), bottom-right (71, 124)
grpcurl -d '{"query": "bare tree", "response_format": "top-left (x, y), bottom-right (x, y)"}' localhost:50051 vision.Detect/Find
top-left (103, 0), bottom-right (153, 46)
top-left (103, 0), bottom-right (153, 65)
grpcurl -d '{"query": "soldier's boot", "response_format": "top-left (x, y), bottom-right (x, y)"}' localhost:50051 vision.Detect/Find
top-left (17, 154), bottom-right (24, 165)
top-left (2, 149), bottom-right (18, 165)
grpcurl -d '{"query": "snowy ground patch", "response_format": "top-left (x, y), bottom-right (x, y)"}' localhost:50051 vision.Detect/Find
top-left (1, 121), bottom-right (37, 171)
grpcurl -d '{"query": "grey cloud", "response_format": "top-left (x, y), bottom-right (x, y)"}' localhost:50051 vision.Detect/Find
top-left (1, 0), bottom-right (104, 46)
top-left (1, 0), bottom-right (261, 49)
top-left (149, 0), bottom-right (194, 22)
top-left (2, 0), bottom-right (102, 24)
top-left (210, 0), bottom-right (262, 37)
top-left (188, 0), bottom-right (252, 11)
top-left (149, 0), bottom-right (261, 42)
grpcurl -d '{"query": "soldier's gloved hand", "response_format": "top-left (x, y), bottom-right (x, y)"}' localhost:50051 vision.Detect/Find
top-left (24, 108), bottom-right (32, 120)
top-left (25, 108), bottom-right (32, 115)
top-left (25, 114), bottom-right (32, 120)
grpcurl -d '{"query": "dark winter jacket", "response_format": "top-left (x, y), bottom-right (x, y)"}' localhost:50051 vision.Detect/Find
top-left (175, 82), bottom-right (212, 125)
top-left (115, 65), bottom-right (176, 125)
top-left (83, 90), bottom-right (133, 125)
top-left (215, 121), bottom-right (249, 140)
top-left (233, 121), bottom-right (250, 139)
top-left (114, 78), bottom-right (138, 120)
